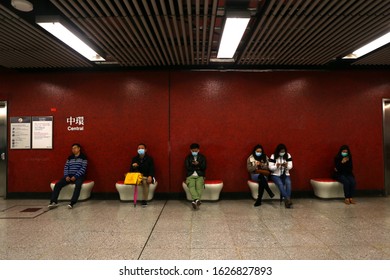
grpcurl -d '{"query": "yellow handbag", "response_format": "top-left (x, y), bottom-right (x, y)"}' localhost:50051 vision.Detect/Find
top-left (124, 172), bottom-right (143, 185)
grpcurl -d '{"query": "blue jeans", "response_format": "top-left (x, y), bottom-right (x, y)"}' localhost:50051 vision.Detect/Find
top-left (271, 175), bottom-right (291, 199)
top-left (336, 174), bottom-right (356, 198)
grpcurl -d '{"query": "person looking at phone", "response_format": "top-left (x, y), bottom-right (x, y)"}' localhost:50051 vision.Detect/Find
top-left (334, 145), bottom-right (356, 205)
top-left (247, 144), bottom-right (275, 207)
top-left (184, 143), bottom-right (207, 210)
top-left (269, 143), bottom-right (293, 208)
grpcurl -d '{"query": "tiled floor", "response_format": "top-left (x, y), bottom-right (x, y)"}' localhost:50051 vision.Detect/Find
top-left (1, 197), bottom-right (390, 260)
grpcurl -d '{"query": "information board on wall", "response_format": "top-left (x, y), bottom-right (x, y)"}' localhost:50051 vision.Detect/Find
top-left (32, 116), bottom-right (53, 149)
top-left (10, 117), bottom-right (31, 149)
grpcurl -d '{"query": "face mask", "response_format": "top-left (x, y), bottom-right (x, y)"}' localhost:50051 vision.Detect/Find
top-left (255, 152), bottom-right (262, 157)
top-left (279, 152), bottom-right (285, 157)
top-left (138, 149), bottom-right (145, 155)
top-left (192, 152), bottom-right (198, 157)
top-left (341, 152), bottom-right (348, 157)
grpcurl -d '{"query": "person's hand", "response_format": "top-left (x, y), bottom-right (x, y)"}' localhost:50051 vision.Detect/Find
top-left (132, 163), bottom-right (139, 167)
top-left (255, 161), bottom-right (261, 166)
top-left (70, 176), bottom-right (76, 182)
top-left (342, 157), bottom-right (349, 164)
top-left (192, 160), bottom-right (199, 165)
top-left (65, 176), bottom-right (71, 182)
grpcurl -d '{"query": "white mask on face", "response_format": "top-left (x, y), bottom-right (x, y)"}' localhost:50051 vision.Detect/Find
top-left (279, 152), bottom-right (285, 157)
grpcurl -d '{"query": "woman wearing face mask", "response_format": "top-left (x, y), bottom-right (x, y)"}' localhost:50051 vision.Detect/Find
top-left (269, 143), bottom-right (293, 208)
top-left (130, 143), bottom-right (155, 207)
top-left (247, 144), bottom-right (275, 207)
top-left (333, 145), bottom-right (356, 205)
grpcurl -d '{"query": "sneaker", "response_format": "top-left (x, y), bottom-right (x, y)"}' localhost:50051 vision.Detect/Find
top-left (196, 200), bottom-right (202, 207)
top-left (191, 201), bottom-right (197, 210)
top-left (254, 199), bottom-right (262, 207)
top-left (344, 198), bottom-right (350, 205)
top-left (141, 200), bottom-right (148, 207)
top-left (67, 204), bottom-right (73, 209)
top-left (48, 202), bottom-right (58, 209)
top-left (284, 200), bottom-right (292, 208)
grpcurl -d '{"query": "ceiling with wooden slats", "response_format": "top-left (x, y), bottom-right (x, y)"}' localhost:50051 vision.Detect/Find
top-left (1, 0), bottom-right (390, 71)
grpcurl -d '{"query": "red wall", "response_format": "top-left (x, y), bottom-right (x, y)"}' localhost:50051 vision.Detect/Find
top-left (0, 70), bottom-right (388, 195)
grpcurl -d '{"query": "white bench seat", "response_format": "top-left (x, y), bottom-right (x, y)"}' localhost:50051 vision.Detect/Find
top-left (50, 180), bottom-right (94, 201)
top-left (247, 180), bottom-right (280, 200)
top-left (115, 180), bottom-right (157, 202)
top-left (182, 179), bottom-right (223, 201)
top-left (310, 178), bottom-right (344, 198)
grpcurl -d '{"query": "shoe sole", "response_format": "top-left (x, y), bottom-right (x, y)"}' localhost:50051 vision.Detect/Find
top-left (48, 204), bottom-right (58, 209)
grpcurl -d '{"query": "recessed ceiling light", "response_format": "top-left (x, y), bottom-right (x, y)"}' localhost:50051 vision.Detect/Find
top-left (36, 17), bottom-right (105, 62)
top-left (217, 12), bottom-right (250, 59)
top-left (11, 0), bottom-right (33, 12)
top-left (343, 31), bottom-right (390, 59)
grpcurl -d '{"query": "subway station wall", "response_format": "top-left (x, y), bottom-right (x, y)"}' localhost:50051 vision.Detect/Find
top-left (0, 70), bottom-right (388, 195)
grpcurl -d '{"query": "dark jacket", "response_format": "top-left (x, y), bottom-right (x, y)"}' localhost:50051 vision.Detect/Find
top-left (334, 154), bottom-right (354, 177)
top-left (130, 154), bottom-right (155, 177)
top-left (185, 153), bottom-right (207, 177)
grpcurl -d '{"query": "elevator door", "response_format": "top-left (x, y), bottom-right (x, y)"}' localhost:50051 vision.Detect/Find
top-left (0, 101), bottom-right (7, 197)
top-left (383, 99), bottom-right (390, 196)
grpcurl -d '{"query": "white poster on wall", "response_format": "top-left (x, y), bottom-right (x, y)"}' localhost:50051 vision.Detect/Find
top-left (10, 117), bottom-right (31, 149)
top-left (32, 116), bottom-right (53, 149)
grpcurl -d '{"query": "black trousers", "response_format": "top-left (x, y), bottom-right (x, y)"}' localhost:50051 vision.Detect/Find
top-left (51, 176), bottom-right (85, 204)
top-left (257, 174), bottom-right (274, 201)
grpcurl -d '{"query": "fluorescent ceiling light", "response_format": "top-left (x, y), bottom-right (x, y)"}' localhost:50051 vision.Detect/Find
top-left (37, 20), bottom-right (105, 62)
top-left (343, 31), bottom-right (390, 59)
top-left (217, 17), bottom-right (250, 59)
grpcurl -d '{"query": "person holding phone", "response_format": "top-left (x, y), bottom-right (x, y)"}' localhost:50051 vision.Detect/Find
top-left (269, 143), bottom-right (293, 208)
top-left (185, 143), bottom-right (207, 210)
top-left (334, 145), bottom-right (356, 205)
top-left (247, 144), bottom-right (274, 207)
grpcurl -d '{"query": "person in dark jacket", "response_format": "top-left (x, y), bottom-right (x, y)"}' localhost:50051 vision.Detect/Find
top-left (130, 143), bottom-right (155, 207)
top-left (48, 143), bottom-right (88, 209)
top-left (247, 144), bottom-right (275, 207)
top-left (185, 143), bottom-right (207, 210)
top-left (334, 145), bottom-right (356, 205)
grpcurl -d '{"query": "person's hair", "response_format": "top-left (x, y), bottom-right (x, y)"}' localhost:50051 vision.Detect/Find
top-left (273, 143), bottom-right (288, 160)
top-left (190, 143), bottom-right (200, 149)
top-left (138, 143), bottom-right (147, 149)
top-left (72, 143), bottom-right (81, 149)
top-left (252, 144), bottom-right (267, 161)
top-left (337, 144), bottom-right (352, 158)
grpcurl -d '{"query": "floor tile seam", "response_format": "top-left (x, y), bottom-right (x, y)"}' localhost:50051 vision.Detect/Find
top-left (137, 200), bottom-right (168, 260)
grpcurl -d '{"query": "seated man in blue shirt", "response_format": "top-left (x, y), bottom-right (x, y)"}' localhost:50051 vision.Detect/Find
top-left (48, 143), bottom-right (88, 209)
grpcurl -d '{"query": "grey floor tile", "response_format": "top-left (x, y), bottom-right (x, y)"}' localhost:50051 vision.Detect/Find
top-left (1, 197), bottom-right (390, 260)
top-left (190, 248), bottom-right (241, 260)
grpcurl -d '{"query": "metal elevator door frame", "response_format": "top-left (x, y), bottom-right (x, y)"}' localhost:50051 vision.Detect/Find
top-left (382, 99), bottom-right (390, 196)
top-left (0, 101), bottom-right (7, 197)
